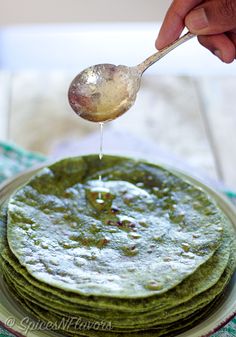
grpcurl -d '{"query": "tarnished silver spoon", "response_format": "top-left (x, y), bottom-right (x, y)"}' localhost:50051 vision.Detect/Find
top-left (68, 32), bottom-right (194, 123)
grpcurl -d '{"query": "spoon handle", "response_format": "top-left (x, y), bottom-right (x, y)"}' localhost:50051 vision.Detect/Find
top-left (136, 32), bottom-right (195, 74)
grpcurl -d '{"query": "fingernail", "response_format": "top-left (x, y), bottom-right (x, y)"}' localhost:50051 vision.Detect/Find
top-left (214, 50), bottom-right (222, 60)
top-left (186, 7), bottom-right (209, 31)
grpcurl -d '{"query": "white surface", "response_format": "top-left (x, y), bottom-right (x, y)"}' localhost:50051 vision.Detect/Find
top-left (0, 23), bottom-right (236, 74)
top-left (0, 0), bottom-right (171, 25)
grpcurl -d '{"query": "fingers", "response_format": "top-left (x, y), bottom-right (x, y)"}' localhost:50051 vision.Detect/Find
top-left (198, 33), bottom-right (236, 63)
top-left (156, 0), bottom-right (204, 49)
top-left (227, 31), bottom-right (236, 48)
top-left (185, 0), bottom-right (236, 35)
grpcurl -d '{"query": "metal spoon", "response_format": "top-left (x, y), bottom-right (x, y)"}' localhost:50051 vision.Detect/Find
top-left (68, 32), bottom-right (194, 123)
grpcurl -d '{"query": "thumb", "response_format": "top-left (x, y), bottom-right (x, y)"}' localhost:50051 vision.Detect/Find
top-left (185, 0), bottom-right (236, 34)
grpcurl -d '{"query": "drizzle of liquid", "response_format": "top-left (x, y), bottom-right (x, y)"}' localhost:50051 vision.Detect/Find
top-left (86, 184), bottom-right (113, 211)
top-left (96, 175), bottom-right (104, 204)
top-left (99, 122), bottom-right (104, 160)
top-left (96, 122), bottom-right (104, 204)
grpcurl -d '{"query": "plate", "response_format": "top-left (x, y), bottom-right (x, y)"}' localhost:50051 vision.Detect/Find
top-left (0, 165), bottom-right (235, 337)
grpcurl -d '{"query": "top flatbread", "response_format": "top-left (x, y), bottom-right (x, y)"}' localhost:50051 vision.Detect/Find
top-left (7, 156), bottom-right (225, 298)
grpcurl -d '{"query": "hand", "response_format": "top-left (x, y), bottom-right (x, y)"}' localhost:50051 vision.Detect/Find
top-left (156, 0), bottom-right (236, 63)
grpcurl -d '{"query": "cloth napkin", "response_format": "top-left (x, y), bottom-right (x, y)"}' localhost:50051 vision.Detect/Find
top-left (0, 141), bottom-right (235, 337)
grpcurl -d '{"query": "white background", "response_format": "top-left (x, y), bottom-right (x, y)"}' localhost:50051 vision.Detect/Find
top-left (0, 0), bottom-right (171, 25)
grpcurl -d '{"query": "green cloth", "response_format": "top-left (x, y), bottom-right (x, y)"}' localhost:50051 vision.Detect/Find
top-left (0, 142), bottom-right (235, 337)
top-left (0, 141), bottom-right (45, 184)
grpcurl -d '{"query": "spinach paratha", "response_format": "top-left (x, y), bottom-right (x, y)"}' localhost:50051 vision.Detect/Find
top-left (0, 155), bottom-right (235, 337)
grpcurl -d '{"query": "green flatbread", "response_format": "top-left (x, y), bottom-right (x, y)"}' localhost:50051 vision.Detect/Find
top-left (0, 202), bottom-right (229, 315)
top-left (7, 156), bottom-right (224, 298)
top-left (10, 292), bottom-right (225, 337)
top-left (1, 215), bottom-right (235, 330)
top-left (0, 155), bottom-right (235, 337)
top-left (0, 208), bottom-right (232, 327)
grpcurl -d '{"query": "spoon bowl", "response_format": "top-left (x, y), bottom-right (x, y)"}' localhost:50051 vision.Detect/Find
top-left (68, 64), bottom-right (141, 122)
top-left (68, 32), bottom-right (194, 122)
